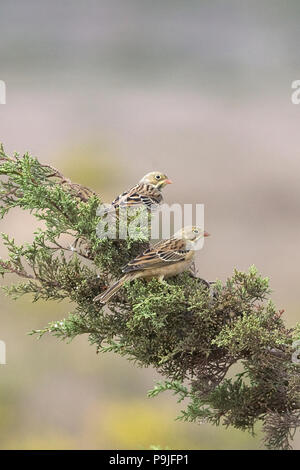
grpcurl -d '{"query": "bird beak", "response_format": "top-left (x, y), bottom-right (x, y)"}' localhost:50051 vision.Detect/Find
top-left (165, 179), bottom-right (172, 185)
top-left (204, 231), bottom-right (210, 237)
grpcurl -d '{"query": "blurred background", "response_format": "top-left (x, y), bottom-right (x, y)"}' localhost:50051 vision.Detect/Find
top-left (0, 0), bottom-right (299, 449)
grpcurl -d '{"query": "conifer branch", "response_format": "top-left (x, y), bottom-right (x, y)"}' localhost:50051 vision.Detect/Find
top-left (0, 144), bottom-right (299, 450)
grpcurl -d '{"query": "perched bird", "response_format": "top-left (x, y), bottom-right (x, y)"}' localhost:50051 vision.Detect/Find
top-left (104, 171), bottom-right (172, 213)
top-left (94, 226), bottom-right (210, 304)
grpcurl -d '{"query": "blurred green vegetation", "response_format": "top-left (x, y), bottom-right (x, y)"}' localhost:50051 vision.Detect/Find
top-left (58, 141), bottom-right (123, 195)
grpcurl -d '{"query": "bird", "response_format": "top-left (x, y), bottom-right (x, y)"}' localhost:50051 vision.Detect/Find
top-left (102, 171), bottom-right (172, 214)
top-left (93, 226), bottom-right (210, 304)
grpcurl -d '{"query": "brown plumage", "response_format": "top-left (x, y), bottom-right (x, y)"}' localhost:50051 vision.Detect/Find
top-left (94, 226), bottom-right (210, 304)
top-left (105, 171), bottom-right (172, 214)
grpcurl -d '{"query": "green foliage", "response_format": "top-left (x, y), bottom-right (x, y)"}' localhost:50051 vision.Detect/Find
top-left (0, 144), bottom-right (299, 450)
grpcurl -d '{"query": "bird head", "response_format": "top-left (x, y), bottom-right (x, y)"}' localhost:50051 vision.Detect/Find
top-left (174, 225), bottom-right (210, 250)
top-left (140, 171), bottom-right (172, 189)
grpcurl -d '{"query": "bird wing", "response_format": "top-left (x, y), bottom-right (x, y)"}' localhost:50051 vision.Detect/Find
top-left (122, 238), bottom-right (189, 273)
top-left (112, 183), bottom-right (162, 210)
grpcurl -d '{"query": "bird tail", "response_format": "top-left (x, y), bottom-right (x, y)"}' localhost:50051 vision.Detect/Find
top-left (93, 273), bottom-right (135, 304)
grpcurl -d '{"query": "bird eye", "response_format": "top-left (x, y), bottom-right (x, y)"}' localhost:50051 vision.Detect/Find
top-left (193, 229), bottom-right (199, 234)
top-left (155, 175), bottom-right (161, 180)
